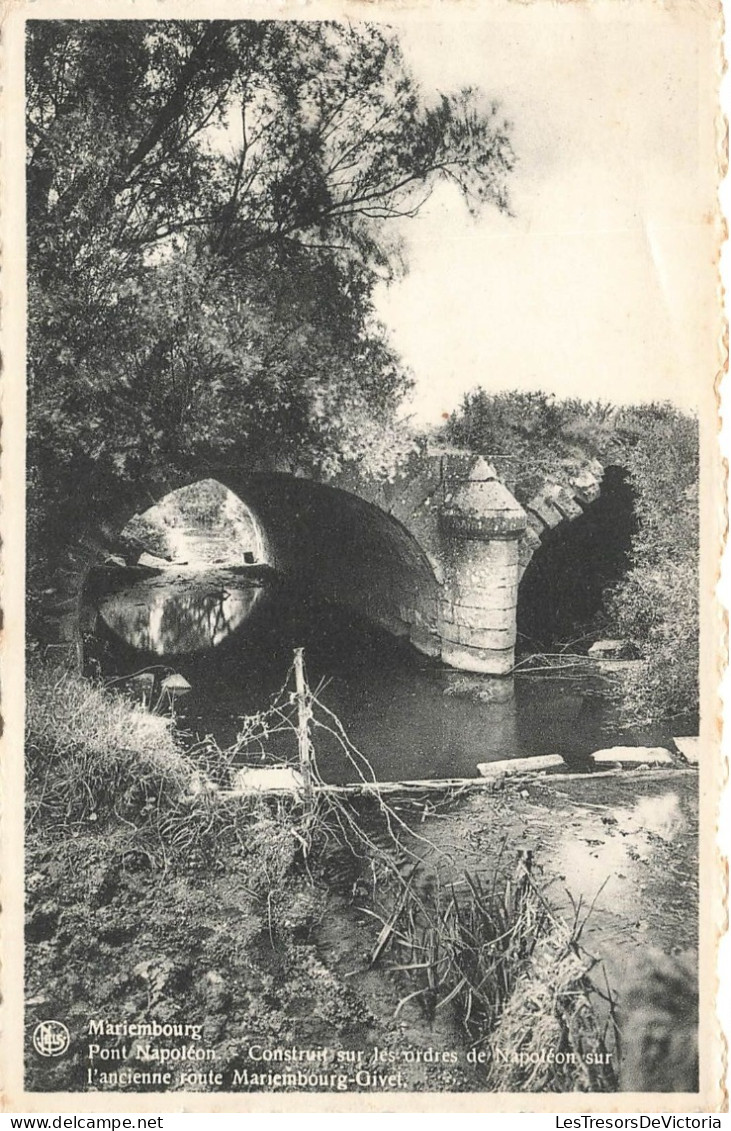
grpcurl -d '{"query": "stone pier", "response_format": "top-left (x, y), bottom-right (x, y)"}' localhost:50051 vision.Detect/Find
top-left (439, 459), bottom-right (527, 674)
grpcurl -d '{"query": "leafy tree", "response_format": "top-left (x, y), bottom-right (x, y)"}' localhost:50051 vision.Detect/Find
top-left (27, 20), bottom-right (514, 604)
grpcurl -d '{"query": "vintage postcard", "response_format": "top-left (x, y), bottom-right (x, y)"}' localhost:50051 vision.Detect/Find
top-left (1, 0), bottom-right (727, 1113)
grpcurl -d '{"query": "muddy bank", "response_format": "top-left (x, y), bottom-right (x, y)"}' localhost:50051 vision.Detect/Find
top-left (25, 768), bottom-right (697, 1095)
top-left (25, 828), bottom-right (478, 1094)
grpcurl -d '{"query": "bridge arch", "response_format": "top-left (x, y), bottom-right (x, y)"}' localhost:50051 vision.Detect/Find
top-left (41, 450), bottom-right (531, 674)
top-left (515, 463), bottom-right (637, 650)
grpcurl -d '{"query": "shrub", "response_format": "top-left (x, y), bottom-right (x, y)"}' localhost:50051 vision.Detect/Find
top-left (379, 864), bottom-right (617, 1091)
top-left (605, 559), bottom-right (699, 725)
top-left (444, 389), bottom-right (617, 501)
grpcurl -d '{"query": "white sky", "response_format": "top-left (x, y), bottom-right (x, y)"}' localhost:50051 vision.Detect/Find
top-left (371, 4), bottom-right (720, 425)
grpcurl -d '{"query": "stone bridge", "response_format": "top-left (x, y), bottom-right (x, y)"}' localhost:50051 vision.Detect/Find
top-left (41, 447), bottom-right (602, 675)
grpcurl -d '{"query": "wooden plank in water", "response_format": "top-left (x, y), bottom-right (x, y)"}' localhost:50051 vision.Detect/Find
top-left (311, 765), bottom-right (695, 795)
top-left (477, 754), bottom-right (565, 778)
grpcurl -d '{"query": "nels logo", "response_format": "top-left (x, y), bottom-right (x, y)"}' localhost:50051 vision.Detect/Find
top-left (32, 1020), bottom-right (70, 1057)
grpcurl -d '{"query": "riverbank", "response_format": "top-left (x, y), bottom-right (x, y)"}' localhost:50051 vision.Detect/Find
top-left (25, 674), bottom-right (697, 1094)
top-left (25, 665), bottom-right (698, 1094)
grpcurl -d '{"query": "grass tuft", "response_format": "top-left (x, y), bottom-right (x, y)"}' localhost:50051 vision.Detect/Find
top-left (377, 858), bottom-right (618, 1091)
top-left (26, 662), bottom-right (194, 830)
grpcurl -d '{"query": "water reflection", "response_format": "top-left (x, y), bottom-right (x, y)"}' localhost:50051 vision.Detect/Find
top-left (549, 789), bottom-right (688, 912)
top-left (629, 791), bottom-right (687, 841)
top-left (91, 568), bottom-right (671, 783)
top-left (98, 578), bottom-right (262, 655)
top-left (307, 668), bottom-right (520, 782)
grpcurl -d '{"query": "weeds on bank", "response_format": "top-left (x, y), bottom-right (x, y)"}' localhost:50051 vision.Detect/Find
top-left (25, 664), bottom-right (317, 877)
top-left (26, 662), bottom-right (192, 830)
top-left (357, 847), bottom-right (618, 1091)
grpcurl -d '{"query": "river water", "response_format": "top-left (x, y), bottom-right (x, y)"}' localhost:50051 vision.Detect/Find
top-left (88, 566), bottom-right (674, 784)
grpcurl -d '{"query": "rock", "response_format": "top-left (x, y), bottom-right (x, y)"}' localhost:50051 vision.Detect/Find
top-left (588, 639), bottom-right (638, 660)
top-left (232, 766), bottom-right (305, 794)
top-left (590, 746), bottom-right (674, 767)
top-left (137, 551), bottom-right (174, 569)
top-left (160, 673), bottom-right (192, 701)
top-left (672, 736), bottom-right (700, 765)
top-left (477, 753), bottom-right (565, 778)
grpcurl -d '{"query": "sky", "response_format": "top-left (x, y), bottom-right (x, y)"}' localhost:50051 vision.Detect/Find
top-left (370, 4), bottom-right (720, 426)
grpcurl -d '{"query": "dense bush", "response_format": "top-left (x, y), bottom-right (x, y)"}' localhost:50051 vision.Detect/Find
top-left (445, 390), bottom-right (617, 501)
top-left (605, 560), bottom-right (698, 725)
top-left (603, 405), bottom-right (699, 724)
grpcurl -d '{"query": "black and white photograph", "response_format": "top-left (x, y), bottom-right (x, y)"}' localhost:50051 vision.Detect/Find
top-left (2, 0), bottom-right (725, 1110)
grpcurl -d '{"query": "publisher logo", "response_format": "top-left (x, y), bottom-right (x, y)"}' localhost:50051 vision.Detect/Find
top-left (32, 1019), bottom-right (70, 1057)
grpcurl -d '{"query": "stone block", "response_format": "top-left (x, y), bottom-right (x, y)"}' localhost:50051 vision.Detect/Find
top-left (526, 496), bottom-right (564, 529)
top-left (546, 484), bottom-right (584, 521)
top-left (525, 511), bottom-right (546, 538)
top-left (444, 566), bottom-right (517, 593)
top-left (441, 596), bottom-right (517, 628)
top-left (449, 539), bottom-right (519, 571)
top-left (590, 746), bottom-right (674, 767)
top-left (520, 524), bottom-right (543, 552)
top-left (672, 737), bottom-right (700, 765)
top-left (439, 619), bottom-right (514, 650)
top-left (477, 754), bottom-right (565, 778)
top-left (517, 527), bottom-right (543, 578)
top-left (441, 640), bottom-right (515, 675)
top-left (444, 562), bottom-right (520, 610)
top-left (233, 767), bottom-right (305, 794)
top-left (568, 468), bottom-right (602, 504)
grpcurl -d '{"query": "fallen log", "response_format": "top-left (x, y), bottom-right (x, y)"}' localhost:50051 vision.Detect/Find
top-left (214, 764), bottom-right (695, 800)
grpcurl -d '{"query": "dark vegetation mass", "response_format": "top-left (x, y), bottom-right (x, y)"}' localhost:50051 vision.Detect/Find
top-left (27, 19), bottom-right (513, 601)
